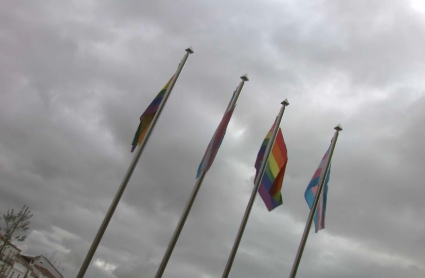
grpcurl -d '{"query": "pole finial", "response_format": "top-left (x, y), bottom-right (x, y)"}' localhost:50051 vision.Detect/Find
top-left (335, 124), bottom-right (343, 131)
top-left (185, 47), bottom-right (194, 54)
top-left (240, 74), bottom-right (249, 81)
top-left (281, 99), bottom-right (289, 106)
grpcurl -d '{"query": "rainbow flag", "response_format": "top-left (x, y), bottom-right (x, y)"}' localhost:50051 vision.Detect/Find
top-left (305, 148), bottom-right (331, 232)
top-left (131, 76), bottom-right (173, 152)
top-left (255, 122), bottom-right (288, 211)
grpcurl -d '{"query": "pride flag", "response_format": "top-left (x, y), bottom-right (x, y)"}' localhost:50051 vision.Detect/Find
top-left (131, 76), bottom-right (173, 152)
top-left (196, 103), bottom-right (235, 178)
top-left (255, 123), bottom-right (288, 211)
top-left (305, 148), bottom-right (331, 232)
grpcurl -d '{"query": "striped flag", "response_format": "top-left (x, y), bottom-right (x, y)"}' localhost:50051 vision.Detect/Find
top-left (196, 95), bottom-right (236, 178)
top-left (131, 76), bottom-right (173, 152)
top-left (255, 123), bottom-right (288, 211)
top-left (305, 148), bottom-right (331, 232)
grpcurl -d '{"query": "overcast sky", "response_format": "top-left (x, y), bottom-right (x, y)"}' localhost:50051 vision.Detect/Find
top-left (1, 0), bottom-right (425, 277)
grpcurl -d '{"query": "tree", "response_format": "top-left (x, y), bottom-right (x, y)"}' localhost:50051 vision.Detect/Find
top-left (0, 206), bottom-right (32, 276)
top-left (0, 206), bottom-right (33, 245)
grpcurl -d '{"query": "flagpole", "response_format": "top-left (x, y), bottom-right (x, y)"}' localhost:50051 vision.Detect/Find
top-left (76, 47), bottom-right (194, 278)
top-left (222, 99), bottom-right (290, 278)
top-left (288, 124), bottom-right (342, 278)
top-left (154, 74), bottom-right (249, 278)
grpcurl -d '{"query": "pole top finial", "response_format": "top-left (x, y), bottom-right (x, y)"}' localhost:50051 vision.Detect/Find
top-left (185, 47), bottom-right (194, 54)
top-left (335, 124), bottom-right (343, 131)
top-left (241, 74), bottom-right (249, 81)
top-left (281, 99), bottom-right (289, 106)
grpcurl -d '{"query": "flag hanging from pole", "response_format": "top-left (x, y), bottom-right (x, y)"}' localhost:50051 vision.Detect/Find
top-left (255, 122), bottom-right (288, 211)
top-left (305, 148), bottom-right (331, 232)
top-left (131, 76), bottom-right (174, 152)
top-left (196, 93), bottom-right (236, 178)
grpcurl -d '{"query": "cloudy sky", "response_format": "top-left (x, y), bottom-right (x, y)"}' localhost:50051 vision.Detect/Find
top-left (1, 0), bottom-right (425, 277)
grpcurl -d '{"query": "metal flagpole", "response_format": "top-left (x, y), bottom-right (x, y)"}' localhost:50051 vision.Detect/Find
top-left (288, 124), bottom-right (343, 278)
top-left (222, 99), bottom-right (290, 278)
top-left (76, 47), bottom-right (194, 278)
top-left (154, 74), bottom-right (249, 278)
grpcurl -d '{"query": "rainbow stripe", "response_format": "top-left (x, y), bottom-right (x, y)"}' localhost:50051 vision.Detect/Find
top-left (305, 148), bottom-right (331, 232)
top-left (255, 123), bottom-right (288, 211)
top-left (131, 76), bottom-right (173, 152)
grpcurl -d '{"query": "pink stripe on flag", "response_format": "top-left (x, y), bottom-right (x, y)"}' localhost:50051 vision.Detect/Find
top-left (312, 168), bottom-right (322, 180)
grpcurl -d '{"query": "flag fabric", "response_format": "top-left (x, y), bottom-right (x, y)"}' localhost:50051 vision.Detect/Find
top-left (196, 93), bottom-right (237, 178)
top-left (131, 76), bottom-right (173, 152)
top-left (255, 122), bottom-right (288, 211)
top-left (305, 148), bottom-right (331, 232)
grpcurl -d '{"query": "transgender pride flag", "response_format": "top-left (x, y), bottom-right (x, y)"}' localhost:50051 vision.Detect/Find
top-left (304, 148), bottom-right (332, 232)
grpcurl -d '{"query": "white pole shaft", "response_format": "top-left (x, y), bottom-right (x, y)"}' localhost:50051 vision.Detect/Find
top-left (154, 168), bottom-right (207, 278)
top-left (288, 128), bottom-right (341, 278)
top-left (76, 48), bottom-right (193, 278)
top-left (222, 101), bottom-right (289, 278)
top-left (227, 79), bottom-right (244, 111)
top-left (154, 77), bottom-right (247, 278)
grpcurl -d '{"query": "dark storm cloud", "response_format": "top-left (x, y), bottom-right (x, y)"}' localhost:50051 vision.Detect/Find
top-left (1, 0), bottom-right (425, 277)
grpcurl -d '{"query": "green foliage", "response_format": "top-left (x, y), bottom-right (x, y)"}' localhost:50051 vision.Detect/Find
top-left (0, 205), bottom-right (33, 242)
top-left (0, 206), bottom-right (32, 275)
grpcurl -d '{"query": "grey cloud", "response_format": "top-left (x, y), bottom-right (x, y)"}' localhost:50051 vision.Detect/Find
top-left (1, 0), bottom-right (425, 278)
